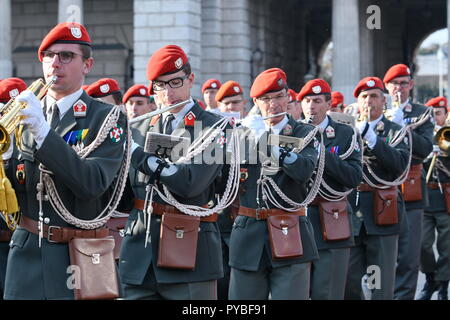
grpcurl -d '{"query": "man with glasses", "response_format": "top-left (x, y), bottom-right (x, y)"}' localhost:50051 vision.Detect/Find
top-left (299, 79), bottom-right (362, 300)
top-left (228, 68), bottom-right (320, 300)
top-left (119, 45), bottom-right (225, 300)
top-left (2, 22), bottom-right (127, 299)
top-left (383, 64), bottom-right (434, 300)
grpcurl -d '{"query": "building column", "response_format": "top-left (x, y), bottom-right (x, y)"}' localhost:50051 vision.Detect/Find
top-left (133, 0), bottom-right (202, 94)
top-left (332, 0), bottom-right (360, 103)
top-left (200, 0), bottom-right (222, 86)
top-left (0, 0), bottom-right (12, 78)
top-left (221, 0), bottom-right (252, 94)
top-left (58, 0), bottom-right (83, 24)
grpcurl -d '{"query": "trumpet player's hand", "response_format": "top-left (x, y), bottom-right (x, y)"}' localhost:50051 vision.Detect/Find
top-left (433, 145), bottom-right (440, 153)
top-left (17, 90), bottom-right (50, 149)
top-left (356, 121), bottom-right (377, 149)
top-left (391, 107), bottom-right (404, 126)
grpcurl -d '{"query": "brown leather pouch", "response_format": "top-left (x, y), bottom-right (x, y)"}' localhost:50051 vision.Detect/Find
top-left (373, 187), bottom-right (398, 225)
top-left (267, 214), bottom-right (303, 259)
top-left (444, 184), bottom-right (450, 214)
top-left (157, 213), bottom-right (200, 270)
top-left (318, 199), bottom-right (351, 241)
top-left (401, 164), bottom-right (423, 202)
top-left (106, 216), bottom-right (128, 260)
top-left (68, 236), bottom-right (119, 300)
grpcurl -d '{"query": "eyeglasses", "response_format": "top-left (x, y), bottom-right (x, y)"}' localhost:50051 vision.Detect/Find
top-left (152, 74), bottom-right (190, 91)
top-left (40, 50), bottom-right (85, 64)
top-left (257, 93), bottom-right (288, 104)
top-left (388, 81), bottom-right (410, 88)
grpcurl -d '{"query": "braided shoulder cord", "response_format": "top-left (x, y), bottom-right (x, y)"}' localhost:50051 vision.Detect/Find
top-left (39, 106), bottom-right (132, 229)
top-left (435, 159), bottom-right (450, 178)
top-left (257, 127), bottom-right (326, 211)
top-left (318, 126), bottom-right (363, 201)
top-left (148, 117), bottom-right (241, 217)
top-left (363, 127), bottom-right (413, 188)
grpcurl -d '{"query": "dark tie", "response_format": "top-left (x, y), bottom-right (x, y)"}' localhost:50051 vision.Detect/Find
top-left (163, 113), bottom-right (175, 135)
top-left (47, 103), bottom-right (60, 129)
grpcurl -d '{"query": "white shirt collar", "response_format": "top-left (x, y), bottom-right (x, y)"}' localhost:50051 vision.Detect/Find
top-left (369, 114), bottom-right (383, 129)
top-left (266, 115), bottom-right (289, 134)
top-left (45, 88), bottom-right (84, 119)
top-left (317, 116), bottom-right (329, 132)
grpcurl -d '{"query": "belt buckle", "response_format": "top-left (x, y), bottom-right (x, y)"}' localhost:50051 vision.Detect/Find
top-left (255, 208), bottom-right (266, 220)
top-left (47, 226), bottom-right (62, 243)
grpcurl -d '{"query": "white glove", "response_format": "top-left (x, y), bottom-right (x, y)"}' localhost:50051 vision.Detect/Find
top-left (1, 134), bottom-right (14, 160)
top-left (271, 145), bottom-right (297, 165)
top-left (356, 121), bottom-right (377, 149)
top-left (433, 145), bottom-right (440, 153)
top-left (391, 107), bottom-right (404, 126)
top-left (147, 155), bottom-right (178, 177)
top-left (356, 121), bottom-right (369, 135)
top-left (17, 90), bottom-right (50, 148)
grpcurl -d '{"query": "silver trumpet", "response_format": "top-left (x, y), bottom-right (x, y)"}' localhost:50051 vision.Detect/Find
top-left (129, 98), bottom-right (192, 124)
top-left (262, 112), bottom-right (287, 120)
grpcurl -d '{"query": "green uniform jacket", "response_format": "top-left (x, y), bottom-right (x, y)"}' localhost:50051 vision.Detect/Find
top-left (403, 103), bottom-right (434, 210)
top-left (348, 116), bottom-right (409, 236)
top-left (119, 103), bottom-right (224, 285)
top-left (308, 117), bottom-right (362, 250)
top-left (4, 92), bottom-right (127, 299)
top-left (229, 117), bottom-right (320, 271)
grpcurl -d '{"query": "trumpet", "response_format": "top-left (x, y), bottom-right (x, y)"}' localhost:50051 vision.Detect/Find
top-left (0, 76), bottom-right (57, 153)
top-left (426, 126), bottom-right (450, 183)
top-left (129, 98), bottom-right (192, 124)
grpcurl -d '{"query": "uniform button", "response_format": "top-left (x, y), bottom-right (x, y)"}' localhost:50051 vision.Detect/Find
top-left (156, 218), bottom-right (161, 223)
top-left (44, 217), bottom-right (50, 224)
top-left (356, 212), bottom-right (363, 218)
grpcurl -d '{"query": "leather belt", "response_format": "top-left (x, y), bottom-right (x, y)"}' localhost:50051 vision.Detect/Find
top-left (0, 229), bottom-right (13, 242)
top-left (357, 183), bottom-right (376, 192)
top-left (133, 198), bottom-right (218, 223)
top-left (19, 215), bottom-right (109, 244)
top-left (310, 195), bottom-right (347, 206)
top-left (238, 206), bottom-right (306, 220)
top-left (427, 182), bottom-right (449, 190)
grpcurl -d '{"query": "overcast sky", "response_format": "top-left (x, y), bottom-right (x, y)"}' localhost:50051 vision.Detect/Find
top-left (421, 28), bottom-right (448, 47)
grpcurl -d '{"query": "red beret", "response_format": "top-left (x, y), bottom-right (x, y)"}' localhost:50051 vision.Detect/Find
top-left (383, 64), bottom-right (411, 83)
top-left (38, 22), bottom-right (91, 62)
top-left (123, 84), bottom-right (149, 103)
top-left (250, 68), bottom-right (287, 98)
top-left (425, 96), bottom-right (447, 108)
top-left (86, 78), bottom-right (121, 98)
top-left (0, 77), bottom-right (27, 103)
top-left (331, 91), bottom-right (344, 108)
top-left (287, 89), bottom-right (297, 103)
top-left (215, 80), bottom-right (243, 102)
top-left (353, 76), bottom-right (385, 98)
top-left (297, 79), bottom-right (331, 101)
top-left (202, 79), bottom-right (222, 93)
top-left (146, 45), bottom-right (188, 81)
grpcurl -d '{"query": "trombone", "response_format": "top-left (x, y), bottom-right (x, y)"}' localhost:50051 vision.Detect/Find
top-left (426, 126), bottom-right (450, 183)
top-left (0, 76), bottom-right (56, 230)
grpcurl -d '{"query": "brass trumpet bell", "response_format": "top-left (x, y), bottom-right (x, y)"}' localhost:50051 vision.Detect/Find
top-left (434, 126), bottom-right (450, 155)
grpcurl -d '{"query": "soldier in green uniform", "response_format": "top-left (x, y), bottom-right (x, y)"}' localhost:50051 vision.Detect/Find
top-left (228, 68), bottom-right (320, 300)
top-left (383, 64), bottom-right (434, 300)
top-left (298, 79), bottom-right (362, 300)
top-left (119, 45), bottom-right (226, 300)
top-left (418, 96), bottom-right (450, 300)
top-left (0, 77), bottom-right (27, 299)
top-left (2, 22), bottom-right (128, 300)
top-left (345, 77), bottom-right (410, 300)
